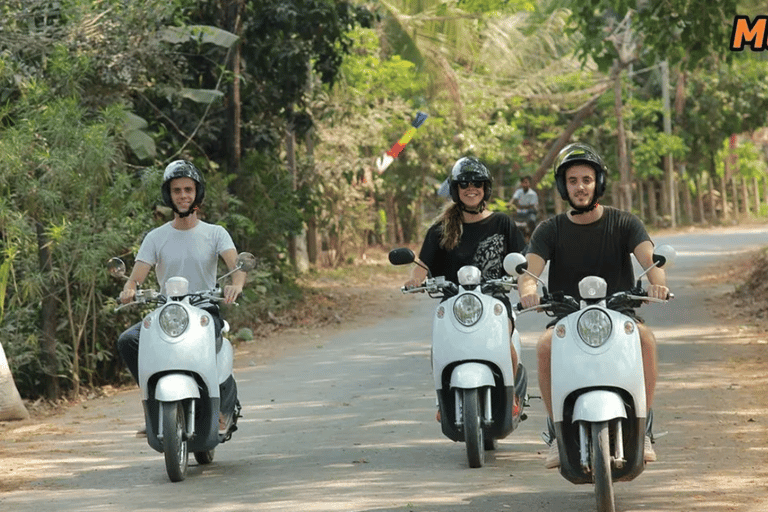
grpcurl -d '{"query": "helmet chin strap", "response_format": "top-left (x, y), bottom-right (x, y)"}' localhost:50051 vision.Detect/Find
top-left (460, 202), bottom-right (485, 214)
top-left (569, 200), bottom-right (599, 216)
top-left (173, 205), bottom-right (198, 218)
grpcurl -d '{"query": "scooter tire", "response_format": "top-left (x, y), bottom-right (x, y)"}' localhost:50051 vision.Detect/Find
top-left (463, 388), bottom-right (485, 468)
top-left (591, 421), bottom-right (615, 512)
top-left (162, 401), bottom-right (189, 482)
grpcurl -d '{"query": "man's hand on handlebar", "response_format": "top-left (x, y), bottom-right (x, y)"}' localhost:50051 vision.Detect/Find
top-left (646, 284), bottom-right (671, 301)
top-left (519, 292), bottom-right (541, 310)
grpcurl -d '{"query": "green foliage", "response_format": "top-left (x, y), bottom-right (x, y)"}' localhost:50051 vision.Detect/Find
top-left (716, 140), bottom-right (765, 179)
top-left (567, 0), bottom-right (739, 71)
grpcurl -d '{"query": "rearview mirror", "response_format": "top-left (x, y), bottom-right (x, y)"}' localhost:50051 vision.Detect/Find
top-left (107, 257), bottom-right (126, 279)
top-left (236, 252), bottom-right (257, 272)
top-left (388, 248), bottom-right (416, 266)
top-left (653, 245), bottom-right (676, 269)
top-left (503, 253), bottom-right (528, 277)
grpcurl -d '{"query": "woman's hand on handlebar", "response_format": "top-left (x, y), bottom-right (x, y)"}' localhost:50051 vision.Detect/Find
top-left (404, 278), bottom-right (423, 290)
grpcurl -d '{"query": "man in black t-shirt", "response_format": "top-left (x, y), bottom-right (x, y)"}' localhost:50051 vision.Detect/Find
top-left (517, 143), bottom-right (670, 468)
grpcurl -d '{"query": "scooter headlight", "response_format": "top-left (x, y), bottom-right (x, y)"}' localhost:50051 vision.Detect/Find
top-left (453, 293), bottom-right (483, 326)
top-left (577, 308), bottom-right (612, 347)
top-left (159, 304), bottom-right (189, 337)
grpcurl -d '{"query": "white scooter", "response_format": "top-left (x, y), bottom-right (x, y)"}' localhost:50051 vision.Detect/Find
top-left (389, 248), bottom-right (528, 468)
top-left (508, 245), bottom-right (675, 512)
top-left (109, 252), bottom-right (256, 482)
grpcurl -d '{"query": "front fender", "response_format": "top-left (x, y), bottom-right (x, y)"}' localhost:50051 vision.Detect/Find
top-left (572, 390), bottom-right (626, 422)
top-left (450, 362), bottom-right (495, 389)
top-left (155, 374), bottom-right (200, 402)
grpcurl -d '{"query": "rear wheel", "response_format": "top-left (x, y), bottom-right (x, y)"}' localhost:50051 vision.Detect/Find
top-left (194, 449), bottom-right (215, 465)
top-left (591, 421), bottom-right (615, 512)
top-left (162, 401), bottom-right (189, 482)
top-left (462, 388), bottom-right (484, 468)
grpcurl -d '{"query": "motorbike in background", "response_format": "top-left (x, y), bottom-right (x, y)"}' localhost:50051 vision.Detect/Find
top-left (508, 245), bottom-right (675, 512)
top-left (389, 248), bottom-right (528, 468)
top-left (109, 252), bottom-right (256, 482)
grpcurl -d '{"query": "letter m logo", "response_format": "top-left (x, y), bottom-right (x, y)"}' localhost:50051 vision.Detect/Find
top-left (730, 16), bottom-right (768, 51)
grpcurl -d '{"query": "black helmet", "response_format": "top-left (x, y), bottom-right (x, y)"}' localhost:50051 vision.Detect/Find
top-left (554, 142), bottom-right (607, 209)
top-left (449, 156), bottom-right (493, 205)
top-left (161, 160), bottom-right (205, 217)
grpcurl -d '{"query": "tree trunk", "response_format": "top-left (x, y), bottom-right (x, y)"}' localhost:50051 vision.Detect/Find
top-left (661, 61), bottom-right (675, 227)
top-left (222, 0), bottom-right (244, 176)
top-left (637, 180), bottom-right (645, 222)
top-left (681, 167), bottom-right (693, 224)
top-left (741, 177), bottom-right (750, 216)
top-left (720, 174), bottom-right (729, 222)
top-left (0, 341), bottom-right (28, 421)
top-left (36, 222), bottom-right (59, 400)
top-left (305, 129), bottom-right (318, 265)
top-left (731, 176), bottom-right (739, 218)
top-left (285, 126), bottom-right (309, 272)
top-left (707, 174), bottom-right (716, 222)
top-left (648, 181), bottom-right (658, 226)
top-left (695, 174), bottom-right (705, 224)
top-left (754, 177), bottom-right (761, 215)
top-left (614, 65), bottom-right (632, 211)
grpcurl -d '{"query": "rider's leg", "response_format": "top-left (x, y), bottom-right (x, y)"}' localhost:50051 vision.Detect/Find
top-left (637, 323), bottom-right (658, 411)
top-left (536, 328), bottom-right (555, 420)
top-left (116, 322), bottom-right (141, 382)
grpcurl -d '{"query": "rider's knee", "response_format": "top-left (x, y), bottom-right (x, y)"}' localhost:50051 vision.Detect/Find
top-left (637, 323), bottom-right (657, 347)
top-left (536, 329), bottom-right (554, 360)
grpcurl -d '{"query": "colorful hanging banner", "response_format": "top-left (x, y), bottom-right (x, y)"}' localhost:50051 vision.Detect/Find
top-left (376, 111), bottom-right (428, 173)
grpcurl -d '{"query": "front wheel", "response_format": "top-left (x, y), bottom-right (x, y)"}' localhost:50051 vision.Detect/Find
top-left (462, 388), bottom-right (484, 468)
top-left (591, 421), bottom-right (615, 512)
top-left (162, 401), bottom-right (189, 482)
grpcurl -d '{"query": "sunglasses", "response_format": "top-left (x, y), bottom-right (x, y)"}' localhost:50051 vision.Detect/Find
top-left (458, 181), bottom-right (484, 189)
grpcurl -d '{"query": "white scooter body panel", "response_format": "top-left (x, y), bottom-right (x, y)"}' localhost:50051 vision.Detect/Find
top-left (450, 362), bottom-right (496, 389)
top-left (155, 374), bottom-right (200, 402)
top-left (432, 288), bottom-right (514, 391)
top-left (217, 338), bottom-right (234, 386)
top-left (551, 306), bottom-right (646, 423)
top-left (572, 390), bottom-right (627, 422)
top-left (138, 299), bottom-right (224, 401)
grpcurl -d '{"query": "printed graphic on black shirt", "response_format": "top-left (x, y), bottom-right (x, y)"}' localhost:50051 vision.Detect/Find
top-left (472, 234), bottom-right (506, 279)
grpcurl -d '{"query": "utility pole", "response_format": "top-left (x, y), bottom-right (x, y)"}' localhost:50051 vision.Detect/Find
top-left (661, 60), bottom-right (676, 228)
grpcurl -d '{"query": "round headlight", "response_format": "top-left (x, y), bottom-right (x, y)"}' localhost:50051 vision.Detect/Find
top-left (453, 293), bottom-right (483, 326)
top-left (159, 304), bottom-right (189, 337)
top-left (577, 309), bottom-right (612, 347)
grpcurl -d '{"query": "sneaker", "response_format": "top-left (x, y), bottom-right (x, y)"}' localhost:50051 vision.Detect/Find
top-left (545, 439), bottom-right (560, 469)
top-left (643, 435), bottom-right (657, 462)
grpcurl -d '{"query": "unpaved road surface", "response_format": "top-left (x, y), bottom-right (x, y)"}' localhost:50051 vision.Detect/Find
top-left (1, 227), bottom-right (767, 512)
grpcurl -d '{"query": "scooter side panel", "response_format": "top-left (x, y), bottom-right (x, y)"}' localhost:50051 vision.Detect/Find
top-left (217, 338), bottom-right (234, 385)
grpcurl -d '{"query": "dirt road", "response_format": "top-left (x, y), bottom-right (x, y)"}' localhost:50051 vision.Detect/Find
top-left (1, 227), bottom-right (767, 512)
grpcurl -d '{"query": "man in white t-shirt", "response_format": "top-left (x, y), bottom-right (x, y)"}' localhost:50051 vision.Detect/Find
top-left (117, 160), bottom-right (246, 435)
top-left (511, 175), bottom-right (539, 233)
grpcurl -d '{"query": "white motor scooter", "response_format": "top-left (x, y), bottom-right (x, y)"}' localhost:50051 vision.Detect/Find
top-left (389, 248), bottom-right (528, 468)
top-left (109, 252), bottom-right (256, 482)
top-left (508, 245), bottom-right (675, 512)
